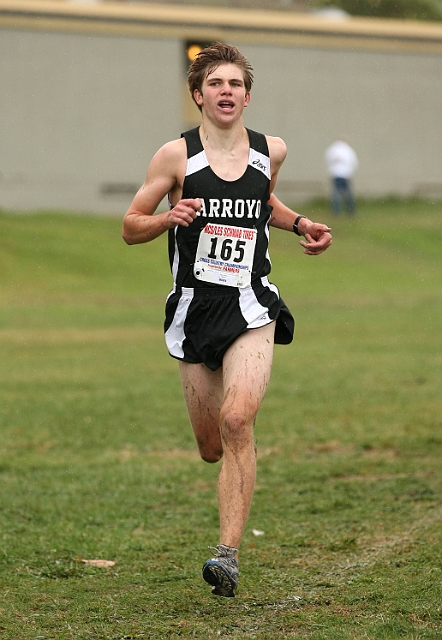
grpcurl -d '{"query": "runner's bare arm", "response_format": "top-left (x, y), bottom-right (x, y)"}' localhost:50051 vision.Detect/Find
top-left (122, 139), bottom-right (201, 245)
top-left (269, 195), bottom-right (332, 255)
top-left (266, 135), bottom-right (332, 255)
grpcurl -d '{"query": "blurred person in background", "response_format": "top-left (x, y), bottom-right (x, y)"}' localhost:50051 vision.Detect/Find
top-left (325, 139), bottom-right (358, 216)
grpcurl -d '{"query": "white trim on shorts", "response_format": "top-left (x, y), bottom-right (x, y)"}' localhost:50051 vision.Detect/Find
top-left (164, 286), bottom-right (194, 359)
top-left (239, 276), bottom-right (279, 329)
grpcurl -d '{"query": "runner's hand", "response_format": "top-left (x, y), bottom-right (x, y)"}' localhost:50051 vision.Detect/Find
top-left (168, 199), bottom-right (201, 228)
top-left (300, 223), bottom-right (332, 255)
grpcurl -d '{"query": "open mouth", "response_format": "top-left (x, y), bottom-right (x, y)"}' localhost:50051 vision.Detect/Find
top-left (218, 101), bottom-right (234, 111)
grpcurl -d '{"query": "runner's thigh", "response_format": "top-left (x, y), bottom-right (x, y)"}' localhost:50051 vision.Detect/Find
top-left (222, 322), bottom-right (275, 417)
top-left (179, 362), bottom-right (224, 432)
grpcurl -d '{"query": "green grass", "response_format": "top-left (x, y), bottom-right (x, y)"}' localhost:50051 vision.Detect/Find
top-left (1, 199), bottom-right (441, 639)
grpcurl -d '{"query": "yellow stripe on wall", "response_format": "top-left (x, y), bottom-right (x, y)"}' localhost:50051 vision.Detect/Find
top-left (1, 0), bottom-right (442, 54)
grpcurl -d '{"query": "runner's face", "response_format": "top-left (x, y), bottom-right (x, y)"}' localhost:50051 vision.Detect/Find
top-left (194, 63), bottom-right (250, 123)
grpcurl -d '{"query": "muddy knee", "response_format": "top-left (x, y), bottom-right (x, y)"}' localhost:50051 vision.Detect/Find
top-left (220, 411), bottom-right (254, 450)
top-left (200, 448), bottom-right (223, 463)
top-left (196, 437), bottom-right (223, 463)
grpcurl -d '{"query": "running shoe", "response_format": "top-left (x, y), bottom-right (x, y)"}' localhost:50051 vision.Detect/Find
top-left (202, 544), bottom-right (239, 597)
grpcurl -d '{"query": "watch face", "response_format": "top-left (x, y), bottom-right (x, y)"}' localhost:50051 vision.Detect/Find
top-left (293, 216), bottom-right (303, 235)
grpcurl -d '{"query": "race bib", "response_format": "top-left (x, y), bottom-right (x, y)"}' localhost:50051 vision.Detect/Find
top-left (194, 224), bottom-right (257, 288)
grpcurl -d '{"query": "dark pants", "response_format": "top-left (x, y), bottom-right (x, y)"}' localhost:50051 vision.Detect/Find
top-left (331, 177), bottom-right (356, 215)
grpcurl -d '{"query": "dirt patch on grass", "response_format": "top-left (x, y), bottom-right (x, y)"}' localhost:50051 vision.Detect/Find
top-left (0, 326), bottom-right (161, 345)
top-left (332, 471), bottom-right (432, 483)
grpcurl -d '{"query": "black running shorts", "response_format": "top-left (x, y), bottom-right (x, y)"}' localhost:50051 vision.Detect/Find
top-left (164, 276), bottom-right (294, 371)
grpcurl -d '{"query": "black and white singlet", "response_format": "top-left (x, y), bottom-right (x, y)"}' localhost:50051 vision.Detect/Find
top-left (168, 127), bottom-right (273, 289)
top-left (164, 127), bottom-right (294, 370)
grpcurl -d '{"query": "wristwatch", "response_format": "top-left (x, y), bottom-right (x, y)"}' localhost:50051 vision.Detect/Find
top-left (293, 215), bottom-right (307, 236)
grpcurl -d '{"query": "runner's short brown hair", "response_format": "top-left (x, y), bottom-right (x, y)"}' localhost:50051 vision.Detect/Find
top-left (187, 42), bottom-right (254, 111)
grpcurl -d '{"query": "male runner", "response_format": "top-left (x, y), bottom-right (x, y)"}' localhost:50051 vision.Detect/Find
top-left (122, 42), bottom-right (332, 597)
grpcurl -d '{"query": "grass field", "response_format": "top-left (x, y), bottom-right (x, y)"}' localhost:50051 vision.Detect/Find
top-left (1, 199), bottom-right (441, 639)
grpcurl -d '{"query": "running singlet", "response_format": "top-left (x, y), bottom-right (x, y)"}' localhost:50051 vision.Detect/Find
top-left (168, 127), bottom-right (273, 289)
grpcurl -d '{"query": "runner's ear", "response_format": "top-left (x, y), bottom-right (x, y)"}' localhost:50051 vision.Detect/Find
top-left (194, 89), bottom-right (203, 107)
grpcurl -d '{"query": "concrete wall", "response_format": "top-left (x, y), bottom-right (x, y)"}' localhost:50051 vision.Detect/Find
top-left (0, 29), bottom-right (181, 213)
top-left (242, 43), bottom-right (442, 202)
top-left (1, 18), bottom-right (441, 213)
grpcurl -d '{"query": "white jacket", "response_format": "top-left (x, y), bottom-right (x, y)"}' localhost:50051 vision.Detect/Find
top-left (325, 141), bottom-right (358, 179)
